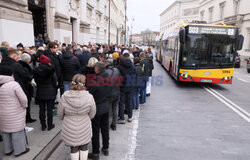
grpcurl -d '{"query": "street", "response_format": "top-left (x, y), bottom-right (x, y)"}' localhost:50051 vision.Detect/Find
top-left (49, 57), bottom-right (250, 160)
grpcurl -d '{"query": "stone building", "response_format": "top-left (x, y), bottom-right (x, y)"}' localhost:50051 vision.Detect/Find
top-left (109, 0), bottom-right (127, 45)
top-left (160, 0), bottom-right (199, 36)
top-left (0, 0), bottom-right (126, 46)
top-left (199, 0), bottom-right (250, 56)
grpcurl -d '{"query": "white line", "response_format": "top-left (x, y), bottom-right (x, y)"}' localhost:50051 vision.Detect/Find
top-left (125, 109), bottom-right (140, 160)
top-left (203, 86), bottom-right (250, 123)
top-left (208, 87), bottom-right (250, 118)
top-left (237, 78), bottom-right (249, 83)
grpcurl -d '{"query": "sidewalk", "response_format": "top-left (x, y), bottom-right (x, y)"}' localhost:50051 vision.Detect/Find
top-left (48, 108), bottom-right (141, 160)
top-left (0, 100), bottom-right (62, 160)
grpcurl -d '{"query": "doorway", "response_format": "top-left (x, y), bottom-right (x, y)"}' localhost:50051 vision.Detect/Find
top-left (28, 0), bottom-right (47, 38)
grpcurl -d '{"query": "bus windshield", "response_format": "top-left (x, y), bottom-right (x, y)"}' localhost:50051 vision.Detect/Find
top-left (181, 34), bottom-right (236, 69)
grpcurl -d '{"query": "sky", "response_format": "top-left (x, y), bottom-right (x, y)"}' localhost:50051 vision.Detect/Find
top-left (127, 0), bottom-right (175, 34)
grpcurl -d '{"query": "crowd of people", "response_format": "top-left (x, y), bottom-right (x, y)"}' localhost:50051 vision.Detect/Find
top-left (0, 40), bottom-right (154, 160)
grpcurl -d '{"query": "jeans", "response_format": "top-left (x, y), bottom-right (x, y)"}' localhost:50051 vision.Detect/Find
top-left (109, 96), bottom-right (120, 126)
top-left (63, 81), bottom-right (71, 92)
top-left (140, 82), bottom-right (147, 103)
top-left (133, 88), bottom-right (140, 109)
top-left (92, 112), bottom-right (109, 154)
top-left (119, 90), bottom-right (133, 120)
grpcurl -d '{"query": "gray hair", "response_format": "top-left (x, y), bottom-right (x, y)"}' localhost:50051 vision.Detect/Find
top-left (20, 53), bottom-right (31, 63)
top-left (139, 52), bottom-right (146, 58)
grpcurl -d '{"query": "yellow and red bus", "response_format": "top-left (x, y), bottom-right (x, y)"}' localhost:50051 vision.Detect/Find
top-left (156, 22), bottom-right (244, 84)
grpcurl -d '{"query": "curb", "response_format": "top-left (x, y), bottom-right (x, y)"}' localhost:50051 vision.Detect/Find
top-left (33, 131), bottom-right (62, 160)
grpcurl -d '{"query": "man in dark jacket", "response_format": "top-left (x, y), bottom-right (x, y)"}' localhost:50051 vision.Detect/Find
top-left (19, 53), bottom-right (36, 123)
top-left (34, 54), bottom-right (57, 131)
top-left (104, 61), bottom-right (121, 130)
top-left (60, 46), bottom-right (80, 92)
top-left (0, 49), bottom-right (30, 92)
top-left (91, 48), bottom-right (99, 60)
top-left (88, 62), bottom-right (110, 160)
top-left (77, 46), bottom-right (91, 67)
top-left (44, 42), bottom-right (62, 96)
top-left (117, 53), bottom-right (136, 124)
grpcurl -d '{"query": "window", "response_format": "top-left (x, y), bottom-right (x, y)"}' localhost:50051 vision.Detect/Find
top-left (248, 28), bottom-right (250, 49)
top-left (200, 10), bottom-right (205, 21)
top-left (220, 2), bottom-right (225, 20)
top-left (234, 0), bottom-right (240, 15)
top-left (209, 7), bottom-right (213, 23)
top-left (87, 8), bottom-right (92, 18)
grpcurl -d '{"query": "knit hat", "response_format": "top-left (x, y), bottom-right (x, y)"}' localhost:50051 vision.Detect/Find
top-left (40, 54), bottom-right (51, 64)
top-left (17, 43), bottom-right (24, 48)
top-left (0, 65), bottom-right (13, 76)
top-left (112, 52), bottom-right (119, 59)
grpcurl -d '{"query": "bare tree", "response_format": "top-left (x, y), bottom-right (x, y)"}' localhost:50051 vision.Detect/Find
top-left (141, 29), bottom-right (154, 46)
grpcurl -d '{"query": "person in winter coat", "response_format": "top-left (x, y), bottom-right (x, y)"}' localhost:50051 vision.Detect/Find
top-left (60, 46), bottom-right (81, 92)
top-left (104, 61), bottom-right (121, 130)
top-left (133, 57), bottom-right (143, 110)
top-left (44, 42), bottom-right (62, 93)
top-left (0, 41), bottom-right (9, 60)
top-left (19, 53), bottom-right (36, 123)
top-left (58, 74), bottom-right (96, 160)
top-left (34, 54), bottom-right (57, 131)
top-left (146, 53), bottom-right (154, 96)
top-left (87, 62), bottom-right (110, 160)
top-left (0, 49), bottom-right (31, 90)
top-left (117, 53), bottom-right (136, 124)
top-left (139, 52), bottom-right (150, 104)
top-left (0, 66), bottom-right (30, 157)
top-left (90, 48), bottom-right (99, 60)
top-left (77, 47), bottom-right (91, 67)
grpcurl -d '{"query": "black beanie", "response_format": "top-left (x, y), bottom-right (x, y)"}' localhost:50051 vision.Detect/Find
top-left (0, 65), bottom-right (13, 76)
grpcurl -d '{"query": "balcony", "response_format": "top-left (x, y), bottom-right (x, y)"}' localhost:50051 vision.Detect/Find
top-left (224, 15), bottom-right (244, 26)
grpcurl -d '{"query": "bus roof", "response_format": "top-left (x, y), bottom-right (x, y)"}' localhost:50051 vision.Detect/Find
top-left (184, 23), bottom-right (236, 28)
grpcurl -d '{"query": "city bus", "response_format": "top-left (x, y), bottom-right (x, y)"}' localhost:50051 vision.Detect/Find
top-left (156, 22), bottom-right (244, 84)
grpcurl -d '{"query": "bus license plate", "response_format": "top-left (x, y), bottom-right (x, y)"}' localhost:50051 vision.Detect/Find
top-left (201, 79), bottom-right (213, 83)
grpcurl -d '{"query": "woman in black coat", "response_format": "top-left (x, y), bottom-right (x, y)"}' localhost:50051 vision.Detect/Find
top-left (34, 55), bottom-right (57, 131)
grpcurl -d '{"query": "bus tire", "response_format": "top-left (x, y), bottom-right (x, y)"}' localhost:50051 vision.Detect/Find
top-left (248, 69), bottom-right (250, 73)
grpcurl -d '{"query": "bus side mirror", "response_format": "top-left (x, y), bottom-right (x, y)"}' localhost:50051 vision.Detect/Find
top-left (236, 35), bottom-right (244, 50)
top-left (179, 29), bottom-right (186, 44)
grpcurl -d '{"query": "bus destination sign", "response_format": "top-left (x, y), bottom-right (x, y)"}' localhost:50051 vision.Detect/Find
top-left (188, 26), bottom-right (236, 36)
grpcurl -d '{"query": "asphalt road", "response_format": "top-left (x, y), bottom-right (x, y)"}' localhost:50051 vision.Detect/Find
top-left (135, 60), bottom-right (250, 160)
top-left (49, 58), bottom-right (250, 160)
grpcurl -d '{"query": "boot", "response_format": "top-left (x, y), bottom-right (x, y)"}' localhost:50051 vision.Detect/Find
top-left (80, 150), bottom-right (88, 160)
top-left (70, 152), bottom-right (79, 160)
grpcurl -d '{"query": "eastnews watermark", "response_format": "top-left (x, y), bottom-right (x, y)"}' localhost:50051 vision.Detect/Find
top-left (86, 74), bottom-right (163, 87)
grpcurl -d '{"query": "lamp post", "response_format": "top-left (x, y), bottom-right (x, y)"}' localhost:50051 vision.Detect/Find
top-left (108, 0), bottom-right (111, 45)
top-left (130, 18), bottom-right (134, 46)
top-left (124, 0), bottom-right (127, 45)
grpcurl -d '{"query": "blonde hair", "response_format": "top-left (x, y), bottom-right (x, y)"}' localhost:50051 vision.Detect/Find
top-left (70, 74), bottom-right (86, 91)
top-left (87, 57), bottom-right (98, 67)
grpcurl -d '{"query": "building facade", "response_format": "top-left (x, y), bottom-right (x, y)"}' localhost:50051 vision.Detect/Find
top-left (109, 0), bottom-right (127, 45)
top-left (199, 0), bottom-right (250, 56)
top-left (160, 0), bottom-right (199, 36)
top-left (0, 0), bottom-right (127, 47)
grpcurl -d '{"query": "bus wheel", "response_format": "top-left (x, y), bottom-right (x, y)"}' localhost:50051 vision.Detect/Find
top-left (248, 69), bottom-right (250, 73)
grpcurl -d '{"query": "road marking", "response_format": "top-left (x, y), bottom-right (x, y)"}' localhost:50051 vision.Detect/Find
top-left (237, 78), bottom-right (249, 83)
top-left (203, 86), bottom-right (250, 123)
top-left (125, 109), bottom-right (140, 160)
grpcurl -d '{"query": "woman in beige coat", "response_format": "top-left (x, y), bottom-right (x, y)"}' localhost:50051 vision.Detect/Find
top-left (0, 65), bottom-right (29, 157)
top-left (58, 74), bottom-right (96, 160)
